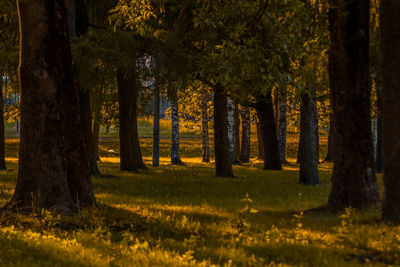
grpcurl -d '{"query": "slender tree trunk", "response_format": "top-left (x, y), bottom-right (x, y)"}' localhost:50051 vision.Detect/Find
top-left (227, 97), bottom-right (238, 164)
top-left (201, 86), bottom-right (210, 163)
top-left (324, 111), bottom-right (335, 161)
top-left (254, 93), bottom-right (282, 170)
top-left (240, 106), bottom-right (251, 163)
top-left (80, 89), bottom-right (101, 177)
top-left (9, 0), bottom-right (95, 213)
top-left (171, 99), bottom-right (183, 165)
top-left (117, 68), bottom-right (145, 171)
top-left (0, 76), bottom-right (7, 171)
top-left (214, 84), bottom-right (233, 177)
top-left (92, 120), bottom-right (100, 161)
top-left (299, 84), bottom-right (320, 185)
top-left (234, 103), bottom-right (241, 161)
top-left (381, 0), bottom-right (400, 224)
top-left (277, 85), bottom-right (287, 163)
top-left (375, 85), bottom-right (382, 173)
top-left (326, 0), bottom-right (379, 211)
top-left (153, 85), bottom-right (160, 167)
top-left (256, 120), bottom-right (264, 160)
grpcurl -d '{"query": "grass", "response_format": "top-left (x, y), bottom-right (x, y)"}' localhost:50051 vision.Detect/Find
top-left (0, 133), bottom-right (398, 266)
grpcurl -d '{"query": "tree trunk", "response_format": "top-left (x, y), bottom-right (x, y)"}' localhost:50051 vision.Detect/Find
top-left (171, 98), bottom-right (183, 165)
top-left (201, 86), bottom-right (210, 163)
top-left (239, 106), bottom-right (251, 163)
top-left (92, 120), bottom-right (100, 161)
top-left (10, 0), bottom-right (95, 213)
top-left (254, 93), bottom-right (282, 170)
top-left (256, 120), bottom-right (264, 160)
top-left (276, 85), bottom-right (287, 164)
top-left (234, 103), bottom-right (241, 161)
top-left (117, 68), bottom-right (146, 171)
top-left (0, 76), bottom-right (7, 171)
top-left (80, 89), bottom-right (101, 177)
top-left (214, 84), bottom-right (233, 177)
top-left (381, 0), bottom-right (400, 224)
top-left (299, 85), bottom-right (320, 185)
top-left (326, 0), bottom-right (379, 211)
top-left (153, 85), bottom-right (160, 167)
top-left (375, 84), bottom-right (382, 173)
top-left (227, 97), bottom-right (238, 164)
top-left (324, 111), bottom-right (335, 161)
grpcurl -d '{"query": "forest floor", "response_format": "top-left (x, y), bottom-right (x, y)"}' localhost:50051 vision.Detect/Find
top-left (0, 134), bottom-right (398, 266)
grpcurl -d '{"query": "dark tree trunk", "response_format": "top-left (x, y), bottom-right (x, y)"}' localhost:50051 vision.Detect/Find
top-left (117, 68), bottom-right (146, 171)
top-left (214, 84), bottom-right (233, 177)
top-left (381, 0), bottom-right (400, 224)
top-left (256, 120), bottom-right (264, 160)
top-left (254, 93), bottom-right (282, 170)
top-left (234, 103), bottom-right (241, 161)
top-left (153, 85), bottom-right (160, 167)
top-left (276, 86), bottom-right (287, 163)
top-left (80, 89), bottom-right (101, 177)
top-left (375, 85), bottom-right (382, 173)
top-left (201, 86), bottom-right (210, 163)
top-left (0, 77), bottom-right (7, 171)
top-left (299, 85), bottom-right (320, 185)
top-left (10, 0), bottom-right (95, 213)
top-left (92, 120), bottom-right (100, 161)
top-left (324, 111), bottom-right (335, 161)
top-left (240, 106), bottom-right (251, 163)
top-left (326, 0), bottom-right (379, 211)
top-left (171, 98), bottom-right (183, 165)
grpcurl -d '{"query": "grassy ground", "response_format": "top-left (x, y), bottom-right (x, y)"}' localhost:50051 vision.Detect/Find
top-left (0, 133), bottom-right (398, 266)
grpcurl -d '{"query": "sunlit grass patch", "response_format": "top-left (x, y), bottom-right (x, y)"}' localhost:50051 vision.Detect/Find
top-left (0, 136), bottom-right (398, 266)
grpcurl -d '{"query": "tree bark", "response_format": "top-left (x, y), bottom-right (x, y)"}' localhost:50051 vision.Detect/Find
top-left (171, 98), bottom-right (183, 165)
top-left (277, 85), bottom-right (287, 164)
top-left (239, 106), bottom-right (251, 163)
top-left (117, 68), bottom-right (146, 171)
top-left (214, 84), bottom-right (233, 177)
top-left (375, 84), bottom-right (382, 173)
top-left (80, 89), bottom-right (101, 177)
top-left (201, 86), bottom-right (210, 163)
top-left (227, 97), bottom-right (238, 164)
top-left (234, 102), bottom-right (241, 161)
top-left (299, 85), bottom-right (320, 185)
top-left (0, 76), bottom-right (7, 171)
top-left (153, 85), bottom-right (160, 167)
top-left (9, 0), bottom-right (95, 213)
top-left (92, 120), bottom-right (100, 161)
top-left (326, 0), bottom-right (379, 211)
top-left (254, 93), bottom-right (282, 170)
top-left (256, 120), bottom-right (264, 160)
top-left (324, 111), bottom-right (335, 161)
top-left (381, 0), bottom-right (400, 224)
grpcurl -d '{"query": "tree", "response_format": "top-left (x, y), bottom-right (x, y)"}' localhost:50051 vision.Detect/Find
top-left (254, 93), bottom-right (282, 170)
top-left (117, 66), bottom-right (146, 171)
top-left (325, 0), bottom-right (379, 211)
top-left (275, 85), bottom-right (287, 163)
top-left (381, 0), bottom-right (400, 224)
top-left (9, 0), bottom-right (95, 213)
top-left (153, 82), bottom-right (160, 167)
top-left (170, 95), bottom-right (184, 165)
top-left (214, 84), bottom-right (233, 177)
top-left (299, 78), bottom-right (320, 185)
top-left (201, 85), bottom-right (210, 163)
top-left (239, 106), bottom-right (251, 163)
top-left (0, 77), bottom-right (7, 171)
top-left (227, 96), bottom-right (238, 164)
